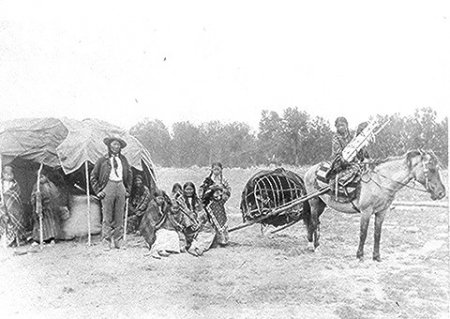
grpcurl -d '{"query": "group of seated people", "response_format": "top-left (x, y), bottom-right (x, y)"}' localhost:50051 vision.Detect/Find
top-left (128, 162), bottom-right (231, 259)
top-left (1, 116), bottom-right (366, 254)
top-left (0, 161), bottom-right (232, 261)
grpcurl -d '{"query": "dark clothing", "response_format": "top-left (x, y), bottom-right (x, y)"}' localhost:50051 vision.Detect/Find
top-left (208, 199), bottom-right (228, 229)
top-left (182, 196), bottom-right (202, 216)
top-left (181, 195), bottom-right (202, 248)
top-left (158, 212), bottom-right (184, 232)
top-left (206, 197), bottom-right (229, 246)
top-left (31, 179), bottom-right (66, 242)
top-left (90, 154), bottom-right (132, 195)
top-left (127, 185), bottom-right (151, 233)
top-left (130, 185), bottom-right (151, 216)
top-left (139, 200), bottom-right (166, 248)
top-left (356, 148), bottom-right (370, 162)
top-left (331, 132), bottom-right (353, 160)
top-left (90, 152), bottom-right (132, 242)
top-left (101, 181), bottom-right (126, 241)
top-left (0, 180), bottom-right (25, 245)
top-left (327, 132), bottom-right (354, 179)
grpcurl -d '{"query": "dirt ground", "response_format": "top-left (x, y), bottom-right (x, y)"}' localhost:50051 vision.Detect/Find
top-left (0, 167), bottom-right (448, 319)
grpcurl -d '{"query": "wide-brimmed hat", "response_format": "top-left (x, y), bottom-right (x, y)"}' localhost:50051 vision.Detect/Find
top-left (103, 136), bottom-right (127, 148)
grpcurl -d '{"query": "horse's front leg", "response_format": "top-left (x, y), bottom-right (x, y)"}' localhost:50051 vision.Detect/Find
top-left (356, 211), bottom-right (371, 260)
top-left (373, 209), bottom-right (387, 262)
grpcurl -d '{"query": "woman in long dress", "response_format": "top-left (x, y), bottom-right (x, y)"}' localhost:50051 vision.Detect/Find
top-left (198, 162), bottom-right (231, 246)
top-left (0, 165), bottom-right (25, 246)
top-left (31, 173), bottom-right (66, 245)
top-left (188, 185), bottom-right (229, 256)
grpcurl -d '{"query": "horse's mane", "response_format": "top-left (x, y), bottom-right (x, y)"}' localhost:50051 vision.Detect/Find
top-left (372, 154), bottom-right (405, 166)
top-left (372, 150), bottom-right (423, 170)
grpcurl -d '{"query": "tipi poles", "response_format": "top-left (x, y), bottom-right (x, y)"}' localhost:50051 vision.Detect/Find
top-left (123, 199), bottom-right (129, 242)
top-left (36, 163), bottom-right (44, 250)
top-left (0, 154), bottom-right (5, 249)
top-left (85, 162), bottom-right (91, 246)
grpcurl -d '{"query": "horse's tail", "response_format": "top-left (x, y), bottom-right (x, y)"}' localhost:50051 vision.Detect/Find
top-left (302, 197), bottom-right (312, 231)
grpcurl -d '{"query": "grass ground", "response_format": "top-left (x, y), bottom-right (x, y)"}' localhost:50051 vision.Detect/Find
top-left (0, 166), bottom-right (448, 319)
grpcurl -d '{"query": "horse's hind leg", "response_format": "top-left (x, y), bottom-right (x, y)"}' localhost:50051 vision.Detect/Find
top-left (356, 211), bottom-right (372, 260)
top-left (373, 209), bottom-right (387, 262)
top-left (307, 197), bottom-right (326, 250)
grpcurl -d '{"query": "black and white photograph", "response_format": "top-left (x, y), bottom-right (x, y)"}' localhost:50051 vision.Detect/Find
top-left (0, 1), bottom-right (448, 318)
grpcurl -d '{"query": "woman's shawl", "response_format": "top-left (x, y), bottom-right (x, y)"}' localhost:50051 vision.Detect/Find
top-left (0, 179), bottom-right (25, 243)
top-left (130, 185), bottom-right (151, 216)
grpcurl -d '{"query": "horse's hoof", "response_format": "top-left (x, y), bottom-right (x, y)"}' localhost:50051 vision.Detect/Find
top-left (373, 256), bottom-right (381, 262)
top-left (307, 242), bottom-right (315, 252)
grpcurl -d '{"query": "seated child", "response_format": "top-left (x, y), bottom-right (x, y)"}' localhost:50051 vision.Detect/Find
top-left (171, 183), bottom-right (183, 200)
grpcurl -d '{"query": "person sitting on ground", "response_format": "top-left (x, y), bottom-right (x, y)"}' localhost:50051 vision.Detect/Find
top-left (31, 172), bottom-right (68, 246)
top-left (150, 199), bottom-right (186, 259)
top-left (171, 183), bottom-right (183, 200)
top-left (0, 165), bottom-right (25, 246)
top-left (188, 207), bottom-right (216, 257)
top-left (182, 182), bottom-right (202, 217)
top-left (127, 174), bottom-right (151, 234)
top-left (139, 189), bottom-right (168, 248)
top-left (180, 182), bottom-right (202, 249)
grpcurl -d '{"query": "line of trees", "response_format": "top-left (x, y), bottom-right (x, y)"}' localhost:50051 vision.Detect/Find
top-left (130, 107), bottom-right (448, 168)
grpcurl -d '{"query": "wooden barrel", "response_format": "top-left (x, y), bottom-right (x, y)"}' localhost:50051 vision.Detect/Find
top-left (62, 195), bottom-right (102, 239)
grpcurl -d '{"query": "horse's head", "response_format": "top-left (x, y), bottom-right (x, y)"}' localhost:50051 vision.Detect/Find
top-left (408, 150), bottom-right (446, 200)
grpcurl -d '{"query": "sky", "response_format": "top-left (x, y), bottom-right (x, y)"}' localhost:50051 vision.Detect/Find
top-left (0, 0), bottom-right (449, 132)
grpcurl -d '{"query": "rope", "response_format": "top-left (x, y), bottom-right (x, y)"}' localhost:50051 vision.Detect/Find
top-left (372, 172), bottom-right (428, 193)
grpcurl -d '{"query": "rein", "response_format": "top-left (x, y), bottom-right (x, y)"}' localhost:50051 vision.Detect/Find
top-left (364, 157), bottom-right (430, 194)
top-left (371, 172), bottom-right (429, 193)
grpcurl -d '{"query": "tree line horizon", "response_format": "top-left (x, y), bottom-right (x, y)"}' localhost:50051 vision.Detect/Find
top-left (130, 107), bottom-right (448, 168)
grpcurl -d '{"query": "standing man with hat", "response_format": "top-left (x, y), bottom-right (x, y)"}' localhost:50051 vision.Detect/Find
top-left (91, 136), bottom-right (132, 250)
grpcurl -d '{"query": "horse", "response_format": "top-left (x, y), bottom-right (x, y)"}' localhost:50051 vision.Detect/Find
top-left (303, 149), bottom-right (446, 261)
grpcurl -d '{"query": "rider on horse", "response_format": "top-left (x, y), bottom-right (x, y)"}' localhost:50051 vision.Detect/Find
top-left (325, 116), bottom-right (352, 179)
top-left (326, 117), bottom-right (371, 179)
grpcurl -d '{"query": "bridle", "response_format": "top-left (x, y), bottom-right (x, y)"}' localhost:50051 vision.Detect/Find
top-left (365, 151), bottom-right (433, 194)
top-left (373, 171), bottom-right (429, 194)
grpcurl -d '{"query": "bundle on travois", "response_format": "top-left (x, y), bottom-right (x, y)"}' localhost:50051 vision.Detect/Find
top-left (239, 168), bottom-right (308, 228)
